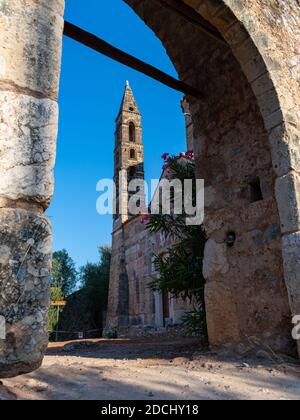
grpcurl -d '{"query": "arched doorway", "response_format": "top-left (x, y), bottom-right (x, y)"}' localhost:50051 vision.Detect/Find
top-left (0, 0), bottom-right (299, 378)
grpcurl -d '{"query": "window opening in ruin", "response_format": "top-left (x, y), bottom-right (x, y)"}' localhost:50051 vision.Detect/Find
top-left (226, 232), bottom-right (236, 248)
top-left (249, 178), bottom-right (263, 203)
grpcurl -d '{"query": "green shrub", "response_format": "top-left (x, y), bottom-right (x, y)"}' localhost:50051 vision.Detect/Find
top-left (182, 306), bottom-right (206, 337)
top-left (146, 153), bottom-right (207, 340)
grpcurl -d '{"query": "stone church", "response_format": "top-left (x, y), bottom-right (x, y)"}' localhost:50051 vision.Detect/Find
top-left (105, 82), bottom-right (194, 336)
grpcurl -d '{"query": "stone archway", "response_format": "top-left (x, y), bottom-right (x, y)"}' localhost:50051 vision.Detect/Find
top-left (123, 0), bottom-right (300, 355)
top-left (0, 0), bottom-right (299, 377)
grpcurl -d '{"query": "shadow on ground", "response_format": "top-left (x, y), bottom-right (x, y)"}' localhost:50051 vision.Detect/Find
top-left (2, 338), bottom-right (300, 400)
top-left (46, 337), bottom-right (204, 361)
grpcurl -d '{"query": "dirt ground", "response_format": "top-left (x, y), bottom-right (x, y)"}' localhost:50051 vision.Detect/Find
top-left (1, 337), bottom-right (300, 400)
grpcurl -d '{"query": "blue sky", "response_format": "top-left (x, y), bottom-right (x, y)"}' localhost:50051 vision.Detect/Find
top-left (47, 0), bottom-right (186, 268)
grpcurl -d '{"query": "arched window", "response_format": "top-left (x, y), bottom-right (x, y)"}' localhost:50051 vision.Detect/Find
top-left (130, 149), bottom-right (136, 159)
top-left (129, 122), bottom-right (136, 143)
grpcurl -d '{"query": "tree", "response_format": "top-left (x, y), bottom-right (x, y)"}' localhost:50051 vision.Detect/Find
top-left (48, 247), bottom-right (112, 342)
top-left (51, 250), bottom-right (78, 297)
top-left (61, 246), bottom-right (111, 336)
top-left (145, 152), bottom-right (207, 338)
top-left (80, 246), bottom-right (112, 309)
top-left (48, 286), bottom-right (64, 341)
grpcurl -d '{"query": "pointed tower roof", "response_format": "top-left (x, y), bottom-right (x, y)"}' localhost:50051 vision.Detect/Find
top-left (118, 81), bottom-right (141, 117)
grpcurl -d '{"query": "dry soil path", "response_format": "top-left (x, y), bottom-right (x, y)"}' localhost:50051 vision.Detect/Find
top-left (1, 338), bottom-right (300, 400)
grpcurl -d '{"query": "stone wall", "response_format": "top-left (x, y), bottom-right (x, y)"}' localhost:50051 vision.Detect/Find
top-left (0, 0), bottom-right (64, 377)
top-left (106, 214), bottom-right (195, 334)
top-left (106, 216), bottom-right (152, 331)
top-left (124, 217), bottom-right (154, 327)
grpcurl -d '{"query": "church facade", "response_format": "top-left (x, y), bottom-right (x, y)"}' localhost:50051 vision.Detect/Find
top-left (105, 83), bottom-right (193, 336)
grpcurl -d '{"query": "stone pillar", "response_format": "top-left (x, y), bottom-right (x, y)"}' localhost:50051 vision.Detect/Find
top-left (0, 0), bottom-right (64, 377)
top-left (277, 172), bottom-right (300, 354)
top-left (154, 291), bottom-right (164, 328)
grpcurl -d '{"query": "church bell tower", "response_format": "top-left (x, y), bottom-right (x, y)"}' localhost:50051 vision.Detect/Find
top-left (114, 81), bottom-right (145, 228)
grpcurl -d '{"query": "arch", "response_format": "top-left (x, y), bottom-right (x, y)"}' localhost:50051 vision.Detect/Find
top-left (123, 0), bottom-right (300, 355)
top-left (129, 121), bottom-right (136, 142)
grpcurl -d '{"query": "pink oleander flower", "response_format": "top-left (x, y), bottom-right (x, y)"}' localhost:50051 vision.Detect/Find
top-left (161, 153), bottom-right (169, 161)
top-left (185, 149), bottom-right (194, 160)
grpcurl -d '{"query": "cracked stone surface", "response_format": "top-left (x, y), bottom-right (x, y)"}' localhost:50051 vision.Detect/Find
top-left (0, 0), bottom-right (63, 378)
top-left (0, 208), bottom-right (52, 378)
top-left (0, 0), bottom-right (64, 99)
top-left (0, 91), bottom-right (58, 208)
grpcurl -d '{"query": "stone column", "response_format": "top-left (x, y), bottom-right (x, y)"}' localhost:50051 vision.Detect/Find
top-left (0, 0), bottom-right (64, 378)
top-left (154, 291), bottom-right (164, 328)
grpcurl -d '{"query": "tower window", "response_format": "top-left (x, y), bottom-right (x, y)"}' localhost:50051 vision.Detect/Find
top-left (129, 122), bottom-right (136, 143)
top-left (130, 149), bottom-right (136, 159)
top-left (249, 177), bottom-right (263, 202)
top-left (129, 166), bottom-right (136, 178)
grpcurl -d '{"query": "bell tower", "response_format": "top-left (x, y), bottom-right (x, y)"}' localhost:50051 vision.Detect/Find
top-left (114, 81), bottom-right (145, 227)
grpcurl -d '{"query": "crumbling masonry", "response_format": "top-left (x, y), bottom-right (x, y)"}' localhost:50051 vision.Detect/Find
top-left (0, 0), bottom-right (299, 377)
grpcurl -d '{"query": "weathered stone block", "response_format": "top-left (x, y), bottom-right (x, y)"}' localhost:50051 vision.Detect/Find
top-left (38, 0), bottom-right (65, 16)
top-left (282, 232), bottom-right (300, 354)
top-left (0, 0), bottom-right (64, 98)
top-left (264, 109), bottom-right (284, 132)
top-left (203, 239), bottom-right (229, 279)
top-left (269, 124), bottom-right (300, 177)
top-left (282, 232), bottom-right (300, 316)
top-left (275, 172), bottom-right (300, 234)
top-left (256, 89), bottom-right (282, 125)
top-left (251, 73), bottom-right (276, 98)
top-left (186, 0), bottom-right (224, 21)
top-left (0, 91), bottom-right (58, 208)
top-left (205, 280), bottom-right (240, 347)
top-left (0, 208), bottom-right (52, 378)
top-left (242, 54), bottom-right (268, 84)
top-left (234, 38), bottom-right (261, 69)
top-left (223, 21), bottom-right (249, 48)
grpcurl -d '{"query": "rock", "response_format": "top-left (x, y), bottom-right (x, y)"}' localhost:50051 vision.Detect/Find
top-left (0, 92), bottom-right (58, 208)
top-left (0, 384), bottom-right (16, 400)
top-left (0, 246), bottom-right (11, 265)
top-left (203, 239), bottom-right (229, 279)
top-left (0, 0), bottom-right (64, 98)
top-left (0, 208), bottom-right (52, 378)
top-left (275, 173), bottom-right (300, 234)
top-left (242, 363), bottom-right (250, 368)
